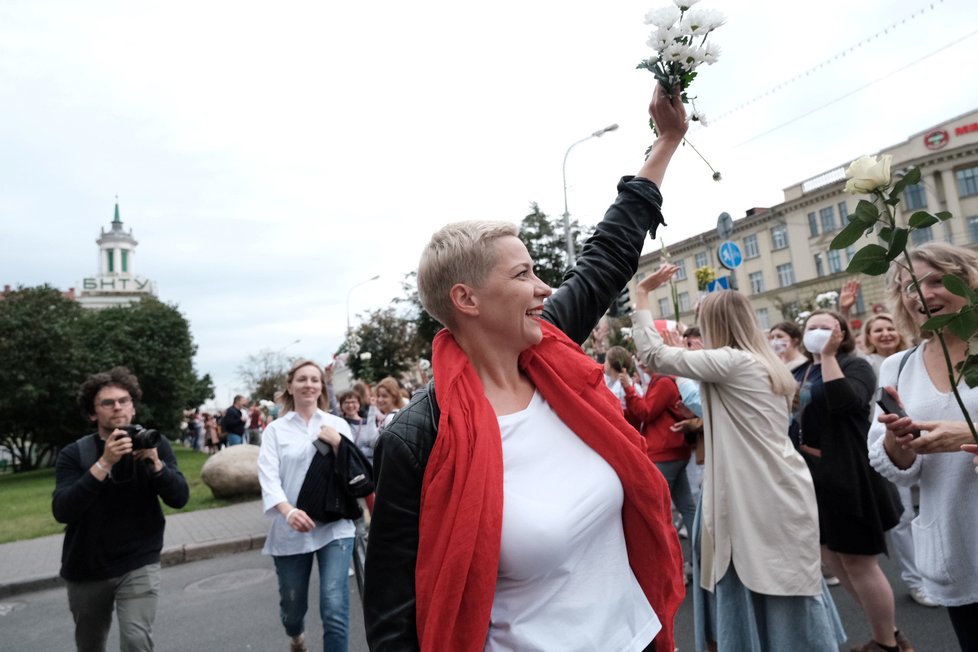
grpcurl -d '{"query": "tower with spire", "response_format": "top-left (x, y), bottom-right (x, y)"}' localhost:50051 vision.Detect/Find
top-left (77, 201), bottom-right (156, 309)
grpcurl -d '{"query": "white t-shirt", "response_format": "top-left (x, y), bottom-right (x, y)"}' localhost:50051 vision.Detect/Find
top-left (485, 392), bottom-right (660, 652)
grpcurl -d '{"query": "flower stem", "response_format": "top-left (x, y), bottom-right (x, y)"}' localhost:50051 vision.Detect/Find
top-left (683, 137), bottom-right (721, 181)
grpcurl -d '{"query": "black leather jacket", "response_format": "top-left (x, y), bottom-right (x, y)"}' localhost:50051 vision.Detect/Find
top-left (362, 175), bottom-right (665, 651)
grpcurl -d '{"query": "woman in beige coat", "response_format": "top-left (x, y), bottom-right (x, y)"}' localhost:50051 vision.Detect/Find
top-left (633, 265), bottom-right (844, 652)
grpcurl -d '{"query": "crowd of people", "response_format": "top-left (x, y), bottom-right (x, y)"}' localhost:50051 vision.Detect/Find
top-left (51, 82), bottom-right (978, 652)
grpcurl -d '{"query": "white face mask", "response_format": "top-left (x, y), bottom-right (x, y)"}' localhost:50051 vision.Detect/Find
top-left (769, 338), bottom-right (789, 355)
top-left (803, 329), bottom-right (832, 354)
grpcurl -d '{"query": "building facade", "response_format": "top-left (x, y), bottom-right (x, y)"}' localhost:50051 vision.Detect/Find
top-left (76, 203), bottom-right (156, 309)
top-left (635, 107), bottom-right (978, 332)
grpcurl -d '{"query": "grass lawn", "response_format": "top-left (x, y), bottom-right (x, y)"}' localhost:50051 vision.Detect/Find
top-left (0, 446), bottom-right (254, 545)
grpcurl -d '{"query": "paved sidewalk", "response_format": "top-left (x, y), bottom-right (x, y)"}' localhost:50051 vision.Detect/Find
top-left (0, 500), bottom-right (268, 598)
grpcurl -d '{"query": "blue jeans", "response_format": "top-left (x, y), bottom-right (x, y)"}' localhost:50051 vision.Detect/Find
top-left (655, 458), bottom-right (697, 536)
top-left (273, 538), bottom-right (354, 652)
top-left (227, 433), bottom-right (244, 446)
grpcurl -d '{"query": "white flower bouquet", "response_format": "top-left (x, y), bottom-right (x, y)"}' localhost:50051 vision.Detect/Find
top-left (638, 0), bottom-right (725, 180)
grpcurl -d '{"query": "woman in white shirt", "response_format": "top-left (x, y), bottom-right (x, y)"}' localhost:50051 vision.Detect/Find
top-left (633, 267), bottom-right (845, 652)
top-left (258, 359), bottom-right (356, 652)
top-left (869, 242), bottom-right (978, 651)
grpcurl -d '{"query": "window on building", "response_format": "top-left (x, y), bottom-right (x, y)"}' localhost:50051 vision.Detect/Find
top-left (777, 262), bottom-right (795, 287)
top-left (658, 297), bottom-right (671, 318)
top-left (771, 224), bottom-right (789, 250)
top-left (744, 233), bottom-right (760, 259)
top-left (695, 251), bottom-right (708, 269)
top-left (827, 249), bottom-right (843, 273)
top-left (749, 271), bottom-right (764, 294)
top-left (106, 250), bottom-right (114, 273)
top-left (674, 258), bottom-right (687, 280)
top-left (814, 254), bottom-right (825, 277)
top-left (904, 182), bottom-right (928, 210)
top-left (819, 206), bottom-right (836, 233)
top-left (678, 292), bottom-right (691, 313)
top-left (957, 166), bottom-right (978, 198)
top-left (808, 212), bottom-right (818, 237)
top-left (969, 216), bottom-right (978, 242)
top-left (838, 201), bottom-right (850, 226)
top-left (121, 250), bottom-right (128, 273)
top-left (911, 226), bottom-right (934, 245)
top-left (783, 300), bottom-right (800, 320)
top-left (755, 307), bottom-right (770, 330)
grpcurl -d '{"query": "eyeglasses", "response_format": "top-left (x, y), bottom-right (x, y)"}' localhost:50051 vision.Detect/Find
top-left (902, 271), bottom-right (935, 296)
top-left (98, 396), bottom-right (132, 409)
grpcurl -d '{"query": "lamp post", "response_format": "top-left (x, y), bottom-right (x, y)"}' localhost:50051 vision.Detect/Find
top-left (276, 338), bottom-right (301, 355)
top-left (561, 123), bottom-right (619, 267)
top-left (346, 275), bottom-right (381, 333)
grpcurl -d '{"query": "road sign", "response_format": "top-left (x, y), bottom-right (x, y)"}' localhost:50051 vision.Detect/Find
top-left (717, 241), bottom-right (743, 270)
top-left (716, 212), bottom-right (733, 239)
top-left (707, 276), bottom-right (730, 292)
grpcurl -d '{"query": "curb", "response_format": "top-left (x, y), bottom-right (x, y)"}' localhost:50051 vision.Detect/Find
top-left (0, 535), bottom-right (266, 599)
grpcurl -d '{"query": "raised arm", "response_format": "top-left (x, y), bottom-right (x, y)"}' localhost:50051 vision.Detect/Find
top-left (543, 86), bottom-right (688, 345)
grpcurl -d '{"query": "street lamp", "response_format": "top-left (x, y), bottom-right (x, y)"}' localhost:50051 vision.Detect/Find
top-left (276, 338), bottom-right (301, 355)
top-left (346, 275), bottom-right (381, 333)
top-left (561, 123), bottom-right (619, 267)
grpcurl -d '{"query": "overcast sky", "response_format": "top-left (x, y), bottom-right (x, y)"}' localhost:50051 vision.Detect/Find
top-left (3, 0), bottom-right (977, 407)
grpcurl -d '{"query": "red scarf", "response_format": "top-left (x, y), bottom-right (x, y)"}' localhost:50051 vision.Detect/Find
top-left (416, 321), bottom-right (684, 651)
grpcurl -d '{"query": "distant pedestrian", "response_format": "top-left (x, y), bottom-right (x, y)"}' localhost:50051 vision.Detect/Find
top-left (222, 395), bottom-right (247, 446)
top-left (258, 359), bottom-right (357, 652)
top-left (52, 366), bottom-right (189, 652)
top-left (247, 402), bottom-right (264, 446)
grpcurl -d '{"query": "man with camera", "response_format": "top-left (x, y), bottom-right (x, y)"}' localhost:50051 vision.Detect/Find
top-left (52, 367), bottom-right (189, 652)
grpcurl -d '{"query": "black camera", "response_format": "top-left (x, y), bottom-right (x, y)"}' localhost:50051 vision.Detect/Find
top-left (121, 425), bottom-right (161, 450)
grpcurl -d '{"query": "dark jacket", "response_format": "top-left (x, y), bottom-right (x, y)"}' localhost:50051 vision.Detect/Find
top-left (52, 434), bottom-right (189, 581)
top-left (362, 176), bottom-right (665, 651)
top-left (222, 405), bottom-right (246, 435)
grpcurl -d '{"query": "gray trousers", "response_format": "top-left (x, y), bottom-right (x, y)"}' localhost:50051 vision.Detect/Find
top-left (66, 562), bottom-right (160, 652)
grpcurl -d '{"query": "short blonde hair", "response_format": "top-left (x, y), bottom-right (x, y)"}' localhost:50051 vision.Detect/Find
top-left (861, 313), bottom-right (909, 355)
top-left (375, 376), bottom-right (406, 411)
top-left (885, 242), bottom-right (978, 340)
top-left (698, 291), bottom-right (797, 396)
top-left (417, 220), bottom-right (519, 329)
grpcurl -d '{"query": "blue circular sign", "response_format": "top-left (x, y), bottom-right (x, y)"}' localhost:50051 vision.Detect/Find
top-left (717, 241), bottom-right (743, 270)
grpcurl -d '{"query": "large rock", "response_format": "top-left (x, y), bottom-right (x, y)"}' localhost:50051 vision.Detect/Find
top-left (201, 444), bottom-right (262, 499)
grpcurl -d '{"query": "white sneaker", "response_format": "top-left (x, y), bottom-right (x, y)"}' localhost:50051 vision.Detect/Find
top-left (909, 586), bottom-right (939, 607)
top-left (677, 524), bottom-right (688, 539)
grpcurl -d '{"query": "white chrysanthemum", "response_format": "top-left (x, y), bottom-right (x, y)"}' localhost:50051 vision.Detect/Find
top-left (702, 42), bottom-right (721, 64)
top-left (685, 7), bottom-right (726, 33)
top-left (647, 25), bottom-right (681, 50)
top-left (683, 44), bottom-right (708, 66)
top-left (662, 41), bottom-right (691, 63)
top-left (672, 0), bottom-right (702, 10)
top-left (644, 6), bottom-right (681, 28)
top-left (690, 111), bottom-right (708, 126)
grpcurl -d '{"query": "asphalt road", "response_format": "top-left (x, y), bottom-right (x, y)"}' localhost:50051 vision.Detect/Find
top-left (0, 544), bottom-right (958, 651)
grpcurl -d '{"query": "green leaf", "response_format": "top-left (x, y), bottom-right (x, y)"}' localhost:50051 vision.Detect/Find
top-left (886, 228), bottom-right (909, 261)
top-left (890, 166), bottom-right (921, 198)
top-left (846, 244), bottom-right (889, 275)
top-left (854, 200), bottom-right (880, 223)
top-left (908, 211), bottom-right (939, 229)
top-left (878, 226), bottom-right (893, 244)
top-left (936, 211), bottom-right (954, 222)
top-left (943, 274), bottom-right (973, 298)
top-left (947, 307), bottom-right (978, 341)
top-left (884, 196), bottom-right (902, 206)
top-left (830, 219), bottom-right (871, 249)
top-left (921, 314), bottom-right (957, 330)
top-left (962, 361), bottom-right (978, 389)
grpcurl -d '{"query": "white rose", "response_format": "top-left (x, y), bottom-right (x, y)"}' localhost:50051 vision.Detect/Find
top-left (844, 154), bottom-right (892, 194)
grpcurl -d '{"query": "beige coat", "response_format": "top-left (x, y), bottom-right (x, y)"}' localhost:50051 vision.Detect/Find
top-left (632, 311), bottom-right (821, 596)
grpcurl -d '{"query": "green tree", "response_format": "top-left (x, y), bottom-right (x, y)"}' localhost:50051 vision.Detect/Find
top-left (519, 202), bottom-right (593, 289)
top-left (80, 297), bottom-right (212, 436)
top-left (238, 349), bottom-right (292, 402)
top-left (393, 271), bottom-right (441, 363)
top-left (0, 286), bottom-right (90, 470)
top-left (341, 306), bottom-right (420, 383)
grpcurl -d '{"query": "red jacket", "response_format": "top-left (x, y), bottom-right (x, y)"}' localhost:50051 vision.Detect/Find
top-left (623, 375), bottom-right (689, 463)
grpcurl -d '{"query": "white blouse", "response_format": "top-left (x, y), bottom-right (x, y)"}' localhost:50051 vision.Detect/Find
top-left (258, 409), bottom-right (355, 556)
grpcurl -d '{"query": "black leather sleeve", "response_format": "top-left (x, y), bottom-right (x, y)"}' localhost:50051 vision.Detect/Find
top-left (362, 390), bottom-right (434, 652)
top-left (543, 175), bottom-right (664, 345)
